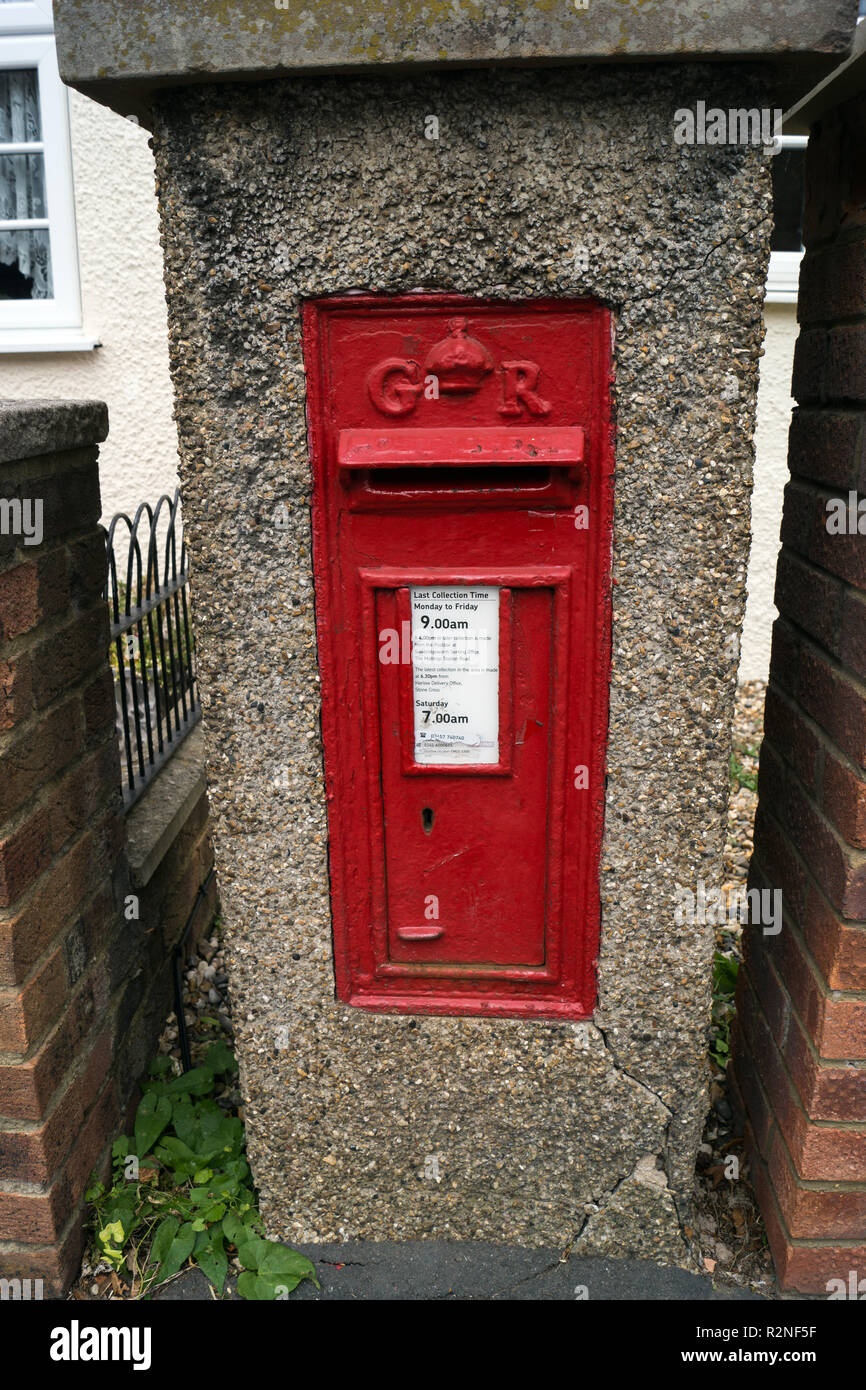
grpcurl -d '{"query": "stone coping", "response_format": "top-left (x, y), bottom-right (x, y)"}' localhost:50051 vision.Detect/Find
top-left (125, 725), bottom-right (208, 888)
top-left (53, 0), bottom-right (859, 124)
top-left (0, 399), bottom-right (109, 468)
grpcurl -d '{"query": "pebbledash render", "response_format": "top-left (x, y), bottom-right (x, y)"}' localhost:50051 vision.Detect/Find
top-left (137, 64), bottom-right (772, 1259)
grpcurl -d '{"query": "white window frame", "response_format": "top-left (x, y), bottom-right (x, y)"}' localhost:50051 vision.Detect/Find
top-left (0, 18), bottom-right (95, 350)
top-left (0, 2), bottom-right (54, 36)
top-left (766, 135), bottom-right (809, 304)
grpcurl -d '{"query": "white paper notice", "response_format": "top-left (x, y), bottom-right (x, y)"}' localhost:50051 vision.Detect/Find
top-left (410, 586), bottom-right (500, 765)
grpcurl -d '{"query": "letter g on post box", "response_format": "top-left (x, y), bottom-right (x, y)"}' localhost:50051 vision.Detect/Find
top-left (303, 296), bottom-right (614, 1019)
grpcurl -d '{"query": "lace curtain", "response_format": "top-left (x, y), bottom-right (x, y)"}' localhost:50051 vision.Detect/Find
top-left (0, 68), bottom-right (53, 298)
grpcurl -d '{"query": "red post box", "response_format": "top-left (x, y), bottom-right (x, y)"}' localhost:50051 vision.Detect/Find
top-left (303, 295), bottom-right (614, 1018)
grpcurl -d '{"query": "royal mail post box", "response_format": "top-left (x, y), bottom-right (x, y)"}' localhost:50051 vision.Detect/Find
top-left (303, 295), bottom-right (613, 1018)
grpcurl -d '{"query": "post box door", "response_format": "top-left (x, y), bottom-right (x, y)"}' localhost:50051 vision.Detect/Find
top-left (377, 582), bottom-right (552, 967)
top-left (303, 296), bottom-right (613, 1019)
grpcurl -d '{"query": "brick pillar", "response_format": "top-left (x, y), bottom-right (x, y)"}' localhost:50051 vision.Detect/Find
top-left (0, 400), bottom-right (127, 1295)
top-left (733, 95), bottom-right (866, 1294)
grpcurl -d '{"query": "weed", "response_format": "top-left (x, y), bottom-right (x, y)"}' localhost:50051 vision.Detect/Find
top-left (729, 745), bottom-right (759, 793)
top-left (710, 951), bottom-right (739, 1070)
top-left (85, 1042), bottom-right (317, 1300)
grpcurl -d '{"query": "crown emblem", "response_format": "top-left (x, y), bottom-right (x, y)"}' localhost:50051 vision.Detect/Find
top-left (424, 317), bottom-right (493, 394)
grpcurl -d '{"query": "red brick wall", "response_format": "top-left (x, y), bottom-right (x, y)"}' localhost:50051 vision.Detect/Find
top-left (0, 402), bottom-right (217, 1296)
top-left (733, 94), bottom-right (866, 1294)
top-left (0, 405), bottom-right (122, 1292)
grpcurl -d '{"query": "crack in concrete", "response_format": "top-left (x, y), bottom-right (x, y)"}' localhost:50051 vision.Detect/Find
top-left (627, 211), bottom-right (774, 306)
top-left (596, 1023), bottom-right (674, 1119)
top-left (567, 1168), bottom-right (632, 1252)
top-left (587, 1023), bottom-right (697, 1257)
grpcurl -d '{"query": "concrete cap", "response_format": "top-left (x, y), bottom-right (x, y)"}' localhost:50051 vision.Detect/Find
top-left (54, 0), bottom-right (861, 123)
top-left (0, 399), bottom-right (108, 467)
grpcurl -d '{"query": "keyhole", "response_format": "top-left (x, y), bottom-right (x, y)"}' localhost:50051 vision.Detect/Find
top-left (421, 806), bottom-right (434, 835)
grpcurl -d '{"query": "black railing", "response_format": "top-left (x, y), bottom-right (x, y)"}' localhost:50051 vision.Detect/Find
top-left (104, 490), bottom-right (201, 808)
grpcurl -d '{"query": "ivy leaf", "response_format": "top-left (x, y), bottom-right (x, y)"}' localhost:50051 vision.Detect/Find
top-left (238, 1270), bottom-right (307, 1299)
top-left (200, 1202), bottom-right (227, 1224)
top-left (154, 1136), bottom-right (199, 1181)
top-left (140, 1077), bottom-right (168, 1095)
top-left (712, 951), bottom-right (739, 998)
top-left (150, 1216), bottom-right (180, 1269)
top-left (194, 1098), bottom-right (225, 1124)
top-left (156, 1221), bottom-right (197, 1280)
top-left (103, 1194), bottom-right (137, 1239)
top-left (165, 1067), bottom-right (215, 1097)
top-left (236, 1235), bottom-right (271, 1272)
top-left (210, 1175), bottom-right (240, 1201)
top-left (189, 1185), bottom-right (221, 1205)
top-left (258, 1242), bottom-right (317, 1284)
top-left (97, 1220), bottom-right (126, 1267)
top-left (237, 1272), bottom-right (284, 1300)
top-left (169, 1098), bottom-right (198, 1150)
top-left (190, 1201), bottom-right (226, 1231)
top-left (194, 1233), bottom-right (228, 1294)
top-left (134, 1092), bottom-right (172, 1159)
top-left (222, 1212), bottom-right (247, 1248)
top-left (203, 1041), bottom-right (238, 1077)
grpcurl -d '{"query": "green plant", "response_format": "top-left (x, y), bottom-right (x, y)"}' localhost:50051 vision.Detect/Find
top-left (85, 1042), bottom-right (317, 1300)
top-left (107, 576), bottom-right (196, 701)
top-left (729, 746), bottom-right (758, 792)
top-left (710, 950), bottom-right (739, 1070)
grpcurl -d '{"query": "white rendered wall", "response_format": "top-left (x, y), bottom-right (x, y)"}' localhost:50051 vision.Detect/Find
top-left (740, 302), bottom-right (798, 682)
top-left (1, 86), bottom-right (180, 522)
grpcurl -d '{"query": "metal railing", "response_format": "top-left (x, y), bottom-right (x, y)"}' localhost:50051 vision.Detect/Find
top-left (104, 489), bottom-right (201, 808)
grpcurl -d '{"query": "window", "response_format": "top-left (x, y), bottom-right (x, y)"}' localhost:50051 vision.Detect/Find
top-left (0, 2), bottom-right (94, 350)
top-left (766, 134), bottom-right (808, 304)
